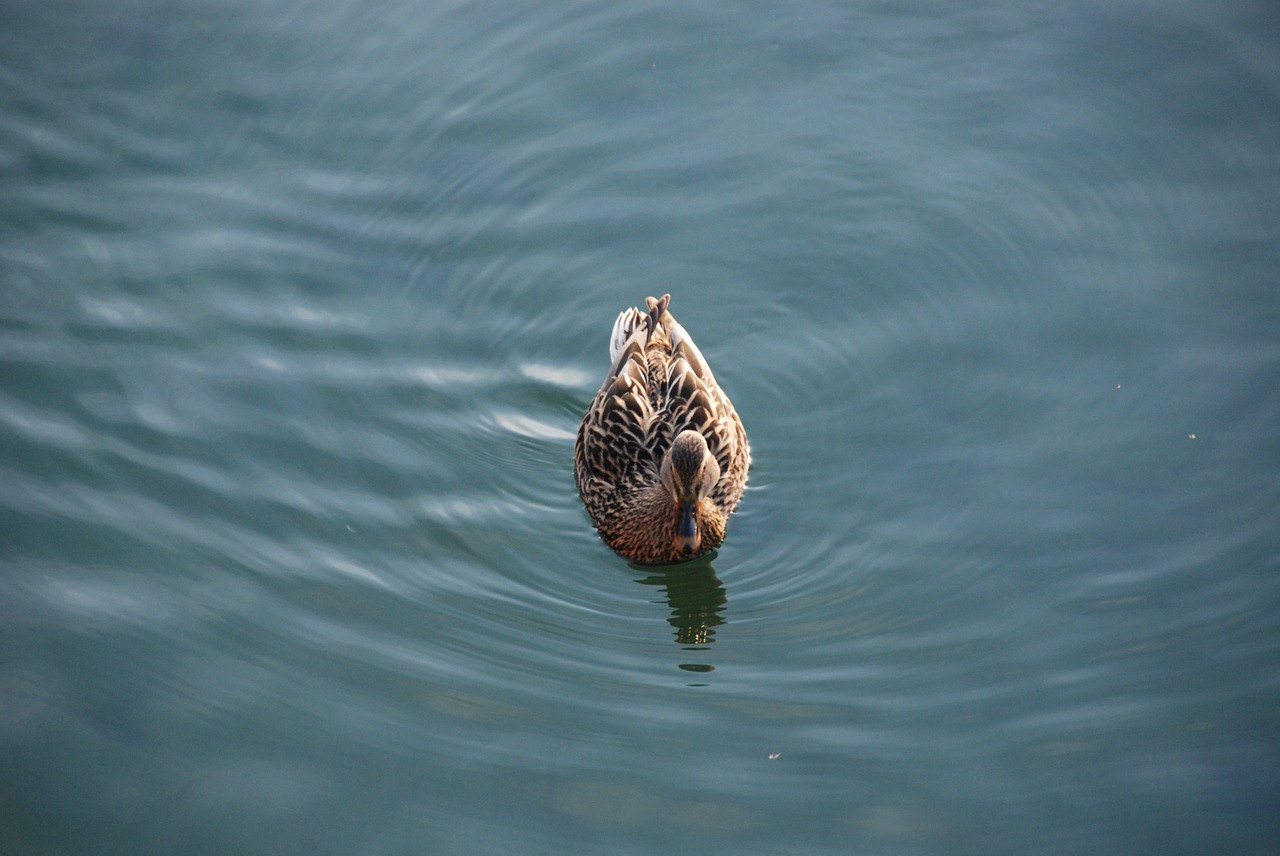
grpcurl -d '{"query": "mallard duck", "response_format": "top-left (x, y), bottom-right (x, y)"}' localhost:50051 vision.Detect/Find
top-left (575, 294), bottom-right (749, 564)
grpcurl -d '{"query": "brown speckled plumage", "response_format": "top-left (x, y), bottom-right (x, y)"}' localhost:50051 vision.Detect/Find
top-left (575, 295), bottom-right (749, 564)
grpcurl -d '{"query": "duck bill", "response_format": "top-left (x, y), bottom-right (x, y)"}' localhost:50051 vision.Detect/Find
top-left (676, 497), bottom-right (699, 557)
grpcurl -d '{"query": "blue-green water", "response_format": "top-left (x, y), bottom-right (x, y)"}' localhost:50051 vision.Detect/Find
top-left (3, 1), bottom-right (1278, 853)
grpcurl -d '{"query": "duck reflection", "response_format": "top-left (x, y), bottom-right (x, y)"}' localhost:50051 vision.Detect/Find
top-left (633, 556), bottom-right (727, 671)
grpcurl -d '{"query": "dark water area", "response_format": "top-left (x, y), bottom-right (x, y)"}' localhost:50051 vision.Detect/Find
top-left (2, 1), bottom-right (1278, 853)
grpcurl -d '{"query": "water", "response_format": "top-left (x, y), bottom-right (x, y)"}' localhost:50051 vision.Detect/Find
top-left (3, 0), bottom-right (1278, 853)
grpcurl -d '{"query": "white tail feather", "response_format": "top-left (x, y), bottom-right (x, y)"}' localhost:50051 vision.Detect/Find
top-left (609, 308), bottom-right (647, 366)
top-left (668, 319), bottom-right (714, 381)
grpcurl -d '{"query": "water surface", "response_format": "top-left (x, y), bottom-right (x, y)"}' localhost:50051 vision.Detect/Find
top-left (2, 1), bottom-right (1278, 853)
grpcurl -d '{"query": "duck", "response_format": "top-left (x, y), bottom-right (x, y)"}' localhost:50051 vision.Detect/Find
top-left (575, 294), bottom-right (749, 564)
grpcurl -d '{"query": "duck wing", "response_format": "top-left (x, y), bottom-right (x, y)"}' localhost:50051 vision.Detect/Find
top-left (575, 306), bottom-right (660, 497)
top-left (659, 315), bottom-right (750, 510)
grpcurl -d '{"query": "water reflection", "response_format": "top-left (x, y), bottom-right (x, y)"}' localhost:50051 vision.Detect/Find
top-left (633, 558), bottom-right (727, 673)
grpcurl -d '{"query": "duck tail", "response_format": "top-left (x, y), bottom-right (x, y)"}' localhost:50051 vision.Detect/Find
top-left (610, 294), bottom-right (672, 365)
top-left (644, 294), bottom-right (671, 341)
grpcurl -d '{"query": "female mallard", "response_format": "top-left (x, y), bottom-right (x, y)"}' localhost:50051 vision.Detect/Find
top-left (575, 294), bottom-right (749, 564)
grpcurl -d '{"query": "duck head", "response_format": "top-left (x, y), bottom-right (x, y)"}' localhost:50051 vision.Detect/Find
top-left (659, 430), bottom-right (722, 559)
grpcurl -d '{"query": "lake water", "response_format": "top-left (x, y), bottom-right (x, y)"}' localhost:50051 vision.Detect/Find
top-left (2, 1), bottom-right (1278, 853)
